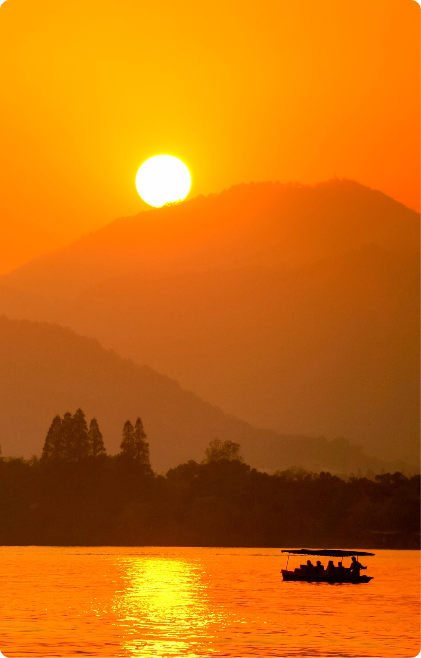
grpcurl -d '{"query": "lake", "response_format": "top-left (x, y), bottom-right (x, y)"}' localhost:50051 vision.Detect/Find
top-left (0, 547), bottom-right (419, 657)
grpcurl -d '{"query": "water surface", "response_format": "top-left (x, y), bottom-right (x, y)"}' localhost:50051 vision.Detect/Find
top-left (1, 547), bottom-right (419, 657)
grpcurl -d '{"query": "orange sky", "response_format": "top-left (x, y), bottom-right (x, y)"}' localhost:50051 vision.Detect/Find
top-left (0, 0), bottom-right (419, 275)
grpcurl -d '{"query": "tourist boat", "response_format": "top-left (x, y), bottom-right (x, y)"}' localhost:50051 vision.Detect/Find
top-left (281, 548), bottom-right (374, 584)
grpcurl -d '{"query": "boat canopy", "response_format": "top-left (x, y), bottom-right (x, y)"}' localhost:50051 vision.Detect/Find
top-left (281, 549), bottom-right (375, 557)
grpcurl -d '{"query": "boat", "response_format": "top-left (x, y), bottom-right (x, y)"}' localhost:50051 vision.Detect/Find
top-left (281, 548), bottom-right (374, 584)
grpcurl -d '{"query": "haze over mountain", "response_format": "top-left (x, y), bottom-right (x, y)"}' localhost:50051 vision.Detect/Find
top-left (0, 316), bottom-right (393, 474)
top-left (1, 179), bottom-right (418, 299)
top-left (0, 180), bottom-right (418, 465)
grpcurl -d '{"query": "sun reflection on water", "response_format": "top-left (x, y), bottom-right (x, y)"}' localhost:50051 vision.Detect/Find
top-left (110, 556), bottom-right (223, 657)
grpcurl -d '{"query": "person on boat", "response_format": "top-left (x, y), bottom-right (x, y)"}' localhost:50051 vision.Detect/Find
top-left (306, 559), bottom-right (315, 572)
top-left (336, 561), bottom-right (345, 574)
top-left (315, 560), bottom-right (324, 573)
top-left (326, 560), bottom-right (335, 574)
top-left (349, 556), bottom-right (367, 576)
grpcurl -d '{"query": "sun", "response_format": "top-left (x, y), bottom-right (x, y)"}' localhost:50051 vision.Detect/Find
top-left (135, 155), bottom-right (191, 208)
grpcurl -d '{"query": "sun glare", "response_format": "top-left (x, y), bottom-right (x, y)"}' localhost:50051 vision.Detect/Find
top-left (135, 155), bottom-right (191, 208)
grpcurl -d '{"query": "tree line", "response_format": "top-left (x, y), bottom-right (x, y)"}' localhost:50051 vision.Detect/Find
top-left (0, 410), bottom-right (418, 548)
top-left (41, 409), bottom-right (151, 471)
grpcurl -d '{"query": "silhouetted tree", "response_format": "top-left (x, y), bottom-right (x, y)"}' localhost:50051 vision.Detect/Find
top-left (41, 415), bottom-right (63, 463)
top-left (88, 418), bottom-right (106, 458)
top-left (133, 417), bottom-right (151, 471)
top-left (119, 420), bottom-right (135, 460)
top-left (0, 425), bottom-right (420, 546)
top-left (203, 439), bottom-right (244, 463)
top-left (68, 409), bottom-right (90, 462)
top-left (118, 418), bottom-right (152, 472)
top-left (59, 411), bottom-right (74, 461)
top-left (42, 411), bottom-right (92, 463)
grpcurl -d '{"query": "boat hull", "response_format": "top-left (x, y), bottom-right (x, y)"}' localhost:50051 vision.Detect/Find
top-left (281, 569), bottom-right (372, 584)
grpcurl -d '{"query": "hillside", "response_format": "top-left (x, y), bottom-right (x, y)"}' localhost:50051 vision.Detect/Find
top-left (1, 179), bottom-right (418, 299)
top-left (0, 180), bottom-right (418, 463)
top-left (0, 316), bottom-right (402, 474)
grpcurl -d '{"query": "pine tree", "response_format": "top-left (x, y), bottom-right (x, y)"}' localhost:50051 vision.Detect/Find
top-left (89, 418), bottom-right (106, 458)
top-left (133, 417), bottom-right (151, 472)
top-left (41, 415), bottom-right (63, 463)
top-left (60, 411), bottom-right (74, 461)
top-left (119, 420), bottom-right (135, 460)
top-left (69, 408), bottom-right (91, 462)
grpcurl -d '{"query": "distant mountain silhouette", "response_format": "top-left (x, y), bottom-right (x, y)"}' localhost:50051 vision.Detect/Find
top-left (0, 180), bottom-right (418, 464)
top-left (1, 179), bottom-right (418, 299)
top-left (0, 316), bottom-right (397, 474)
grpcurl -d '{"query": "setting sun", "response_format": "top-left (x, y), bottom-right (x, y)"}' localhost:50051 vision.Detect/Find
top-left (135, 155), bottom-right (191, 208)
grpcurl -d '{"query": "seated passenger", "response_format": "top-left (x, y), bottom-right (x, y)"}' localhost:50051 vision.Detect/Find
top-left (326, 560), bottom-right (335, 574)
top-left (315, 560), bottom-right (324, 573)
top-left (336, 561), bottom-right (345, 574)
top-left (306, 559), bottom-right (315, 572)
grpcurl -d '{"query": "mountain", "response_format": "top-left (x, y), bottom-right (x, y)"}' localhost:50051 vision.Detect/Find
top-left (1, 179), bottom-right (418, 300)
top-left (0, 180), bottom-right (418, 464)
top-left (0, 316), bottom-right (394, 474)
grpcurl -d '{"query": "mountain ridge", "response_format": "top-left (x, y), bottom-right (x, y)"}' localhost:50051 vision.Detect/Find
top-left (0, 315), bottom-right (403, 474)
top-left (1, 179), bottom-right (418, 300)
top-left (0, 179), bottom-right (418, 464)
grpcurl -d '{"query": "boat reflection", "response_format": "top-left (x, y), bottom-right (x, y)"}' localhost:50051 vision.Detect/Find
top-left (111, 555), bottom-right (223, 657)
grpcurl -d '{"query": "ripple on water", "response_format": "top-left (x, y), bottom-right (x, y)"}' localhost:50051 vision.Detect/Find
top-left (0, 547), bottom-right (419, 657)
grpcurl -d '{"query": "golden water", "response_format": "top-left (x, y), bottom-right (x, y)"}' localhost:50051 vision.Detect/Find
top-left (0, 547), bottom-right (419, 657)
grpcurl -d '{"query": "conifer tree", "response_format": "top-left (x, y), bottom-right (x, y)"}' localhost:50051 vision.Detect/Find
top-left (89, 418), bottom-right (106, 458)
top-left (60, 411), bottom-right (74, 461)
top-left (133, 417), bottom-right (152, 471)
top-left (69, 408), bottom-right (90, 462)
top-left (119, 420), bottom-right (135, 460)
top-left (41, 415), bottom-right (63, 463)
